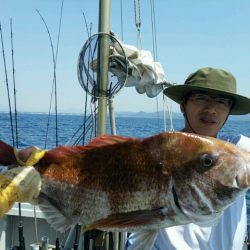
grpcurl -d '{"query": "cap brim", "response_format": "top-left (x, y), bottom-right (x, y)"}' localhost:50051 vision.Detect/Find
top-left (164, 85), bottom-right (250, 115)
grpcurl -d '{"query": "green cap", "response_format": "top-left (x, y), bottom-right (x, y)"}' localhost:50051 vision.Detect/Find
top-left (163, 67), bottom-right (250, 115)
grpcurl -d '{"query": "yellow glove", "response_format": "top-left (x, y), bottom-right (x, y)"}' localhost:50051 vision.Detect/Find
top-left (14, 147), bottom-right (46, 166)
top-left (0, 166), bottom-right (41, 217)
top-left (0, 174), bottom-right (20, 216)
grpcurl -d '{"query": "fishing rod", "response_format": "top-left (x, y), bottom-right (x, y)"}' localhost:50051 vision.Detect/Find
top-left (10, 19), bottom-right (26, 250)
top-left (10, 19), bottom-right (25, 250)
top-left (73, 224), bottom-right (80, 250)
top-left (10, 18), bottom-right (19, 146)
top-left (36, 9), bottom-right (59, 148)
top-left (0, 20), bottom-right (26, 250)
top-left (0, 22), bottom-right (15, 147)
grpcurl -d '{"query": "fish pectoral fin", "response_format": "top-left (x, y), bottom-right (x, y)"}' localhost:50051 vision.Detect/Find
top-left (85, 208), bottom-right (165, 231)
top-left (127, 230), bottom-right (159, 250)
top-left (38, 196), bottom-right (73, 233)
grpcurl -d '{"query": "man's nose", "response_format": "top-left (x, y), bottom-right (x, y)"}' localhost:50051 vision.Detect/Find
top-left (204, 99), bottom-right (218, 112)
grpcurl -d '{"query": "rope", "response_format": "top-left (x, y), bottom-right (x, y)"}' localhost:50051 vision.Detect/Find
top-left (134, 0), bottom-right (142, 49)
top-left (163, 94), bottom-right (174, 131)
top-left (134, 0), bottom-right (141, 31)
top-left (120, 0), bottom-right (124, 40)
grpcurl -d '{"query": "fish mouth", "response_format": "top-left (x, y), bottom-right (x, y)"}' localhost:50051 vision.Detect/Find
top-left (170, 182), bottom-right (219, 226)
top-left (171, 184), bottom-right (222, 227)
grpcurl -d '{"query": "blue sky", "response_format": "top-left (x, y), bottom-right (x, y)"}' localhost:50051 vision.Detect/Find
top-left (0, 0), bottom-right (250, 114)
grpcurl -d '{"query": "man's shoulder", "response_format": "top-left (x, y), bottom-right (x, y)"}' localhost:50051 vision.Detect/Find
top-left (219, 134), bottom-right (242, 144)
top-left (219, 134), bottom-right (250, 151)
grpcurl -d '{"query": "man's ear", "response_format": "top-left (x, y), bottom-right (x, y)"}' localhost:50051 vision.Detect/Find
top-left (180, 100), bottom-right (185, 113)
top-left (180, 100), bottom-right (187, 118)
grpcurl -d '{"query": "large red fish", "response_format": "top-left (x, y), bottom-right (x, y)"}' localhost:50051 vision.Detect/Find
top-left (0, 132), bottom-right (250, 249)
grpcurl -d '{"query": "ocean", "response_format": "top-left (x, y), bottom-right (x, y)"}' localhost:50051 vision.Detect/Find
top-left (1, 112), bottom-right (250, 147)
top-left (1, 111), bottom-right (250, 225)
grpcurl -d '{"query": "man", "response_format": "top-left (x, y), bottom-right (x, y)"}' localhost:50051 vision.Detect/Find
top-left (128, 67), bottom-right (250, 250)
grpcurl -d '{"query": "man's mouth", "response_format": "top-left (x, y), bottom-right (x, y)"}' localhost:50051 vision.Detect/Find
top-left (200, 115), bottom-right (217, 124)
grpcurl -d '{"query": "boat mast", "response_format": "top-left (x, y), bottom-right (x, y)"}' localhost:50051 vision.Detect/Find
top-left (97, 0), bottom-right (110, 136)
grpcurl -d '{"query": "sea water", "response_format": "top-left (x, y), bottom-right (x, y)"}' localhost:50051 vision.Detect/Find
top-left (1, 112), bottom-right (249, 146)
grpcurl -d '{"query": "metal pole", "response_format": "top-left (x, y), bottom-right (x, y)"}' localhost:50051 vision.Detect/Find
top-left (108, 99), bottom-right (116, 135)
top-left (97, 0), bottom-right (111, 136)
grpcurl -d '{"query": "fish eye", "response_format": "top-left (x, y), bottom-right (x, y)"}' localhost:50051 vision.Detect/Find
top-left (200, 154), bottom-right (215, 170)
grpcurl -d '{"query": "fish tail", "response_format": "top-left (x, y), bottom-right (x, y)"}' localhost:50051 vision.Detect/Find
top-left (127, 230), bottom-right (158, 250)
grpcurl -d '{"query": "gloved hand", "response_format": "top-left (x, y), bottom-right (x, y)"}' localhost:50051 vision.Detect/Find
top-left (14, 146), bottom-right (46, 166)
top-left (0, 166), bottom-right (41, 217)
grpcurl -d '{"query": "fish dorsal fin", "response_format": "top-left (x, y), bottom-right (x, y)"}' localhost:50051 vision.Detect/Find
top-left (41, 135), bottom-right (134, 163)
top-left (86, 135), bottom-right (133, 148)
top-left (38, 196), bottom-right (74, 233)
top-left (84, 208), bottom-right (165, 231)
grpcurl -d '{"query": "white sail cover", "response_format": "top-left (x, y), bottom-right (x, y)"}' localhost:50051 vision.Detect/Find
top-left (89, 34), bottom-right (170, 97)
top-left (109, 38), bottom-right (169, 97)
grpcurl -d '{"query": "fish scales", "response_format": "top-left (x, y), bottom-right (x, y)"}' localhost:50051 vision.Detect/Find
top-left (37, 134), bottom-right (173, 225)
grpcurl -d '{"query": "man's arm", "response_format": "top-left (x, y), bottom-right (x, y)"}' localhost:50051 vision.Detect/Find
top-left (0, 140), bottom-right (17, 165)
top-left (0, 140), bottom-right (45, 166)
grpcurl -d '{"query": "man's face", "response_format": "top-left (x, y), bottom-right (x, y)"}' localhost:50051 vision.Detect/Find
top-left (181, 91), bottom-right (233, 137)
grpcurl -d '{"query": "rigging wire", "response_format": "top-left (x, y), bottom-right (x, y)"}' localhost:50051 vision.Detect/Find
top-left (149, 0), bottom-right (161, 130)
top-left (148, 0), bottom-right (174, 131)
top-left (66, 106), bottom-right (98, 146)
top-left (150, 0), bottom-right (158, 61)
top-left (81, 12), bottom-right (93, 145)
